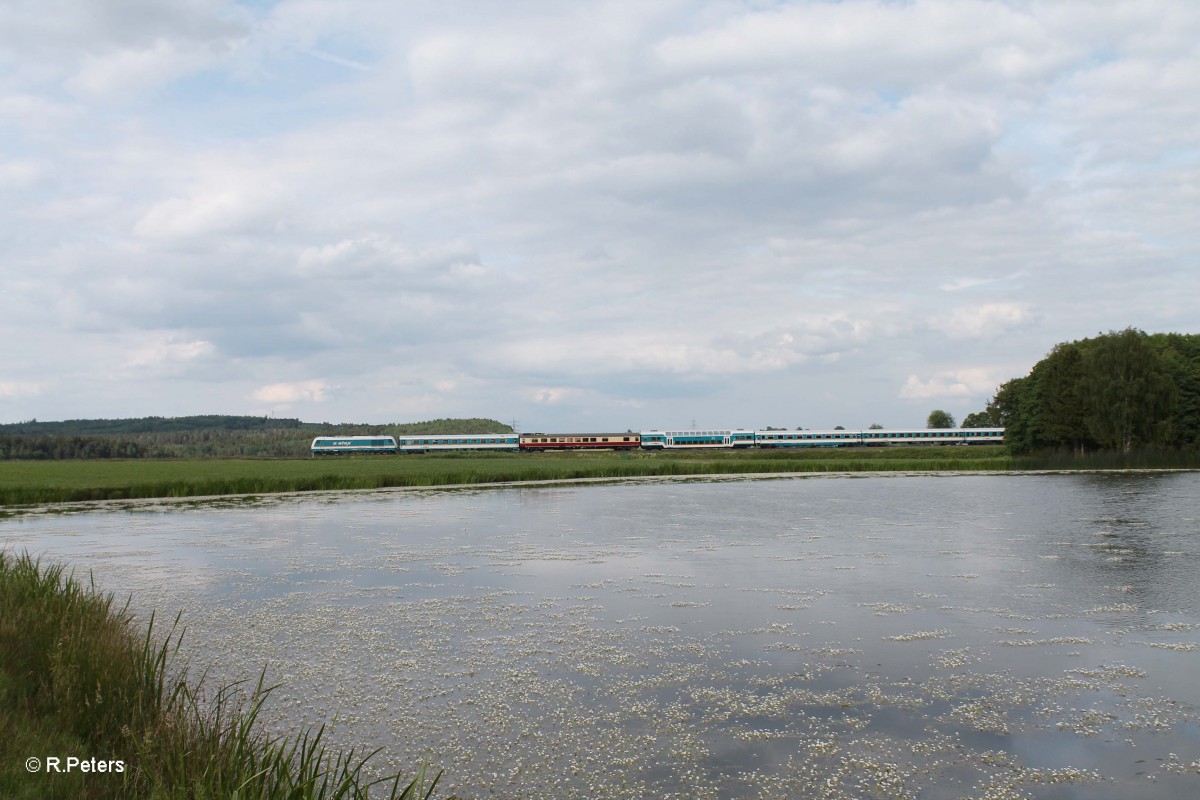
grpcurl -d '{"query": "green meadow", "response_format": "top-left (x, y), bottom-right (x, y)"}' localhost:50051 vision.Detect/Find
top-left (0, 447), bottom-right (1012, 507)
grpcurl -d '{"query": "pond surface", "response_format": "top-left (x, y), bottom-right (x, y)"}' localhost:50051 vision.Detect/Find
top-left (5, 473), bottom-right (1200, 799)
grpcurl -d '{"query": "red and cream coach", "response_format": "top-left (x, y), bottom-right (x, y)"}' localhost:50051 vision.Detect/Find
top-left (518, 432), bottom-right (641, 451)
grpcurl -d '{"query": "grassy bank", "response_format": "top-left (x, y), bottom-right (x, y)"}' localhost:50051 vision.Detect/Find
top-left (0, 447), bottom-right (1013, 507)
top-left (0, 551), bottom-right (442, 800)
top-left (1013, 447), bottom-right (1200, 470)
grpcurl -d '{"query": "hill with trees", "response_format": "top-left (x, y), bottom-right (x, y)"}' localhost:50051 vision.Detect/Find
top-left (0, 416), bottom-right (512, 460)
top-left (964, 328), bottom-right (1199, 455)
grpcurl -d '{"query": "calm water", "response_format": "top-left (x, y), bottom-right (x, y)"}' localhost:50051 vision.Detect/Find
top-left (4, 473), bottom-right (1200, 799)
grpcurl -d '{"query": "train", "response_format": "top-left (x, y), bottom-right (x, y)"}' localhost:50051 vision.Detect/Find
top-left (310, 427), bottom-right (1005, 455)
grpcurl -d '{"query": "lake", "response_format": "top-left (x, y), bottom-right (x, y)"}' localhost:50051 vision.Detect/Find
top-left (4, 472), bottom-right (1200, 799)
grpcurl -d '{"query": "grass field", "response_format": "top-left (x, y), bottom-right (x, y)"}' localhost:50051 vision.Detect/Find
top-left (0, 446), bottom-right (1012, 507)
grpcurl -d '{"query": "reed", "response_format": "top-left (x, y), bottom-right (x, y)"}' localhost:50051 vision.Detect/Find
top-left (1013, 447), bottom-right (1200, 471)
top-left (0, 550), bottom-right (444, 799)
top-left (0, 447), bottom-right (1013, 507)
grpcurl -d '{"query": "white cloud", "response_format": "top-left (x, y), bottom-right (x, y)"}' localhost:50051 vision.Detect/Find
top-left (531, 387), bottom-right (579, 406)
top-left (490, 315), bottom-right (873, 379)
top-left (939, 272), bottom-right (1029, 292)
top-left (654, 1), bottom-right (1069, 88)
top-left (295, 237), bottom-right (482, 283)
top-left (124, 336), bottom-right (216, 370)
top-left (134, 184), bottom-right (284, 240)
top-left (0, 159), bottom-right (42, 189)
top-left (67, 39), bottom-right (211, 100)
top-left (929, 302), bottom-right (1036, 339)
top-left (0, 381), bottom-right (48, 399)
top-left (898, 369), bottom-right (1003, 401)
top-left (252, 380), bottom-right (332, 405)
top-left (0, 0), bottom-right (251, 98)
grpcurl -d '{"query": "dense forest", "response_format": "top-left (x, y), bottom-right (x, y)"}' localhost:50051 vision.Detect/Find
top-left (962, 328), bottom-right (1200, 455)
top-left (0, 417), bottom-right (512, 460)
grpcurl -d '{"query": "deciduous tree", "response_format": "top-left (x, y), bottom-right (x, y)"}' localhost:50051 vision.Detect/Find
top-left (926, 410), bottom-right (955, 429)
top-left (1081, 328), bottom-right (1177, 453)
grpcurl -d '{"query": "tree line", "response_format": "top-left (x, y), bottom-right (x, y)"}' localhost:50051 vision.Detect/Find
top-left (0, 417), bottom-right (513, 460)
top-left (961, 328), bottom-right (1200, 454)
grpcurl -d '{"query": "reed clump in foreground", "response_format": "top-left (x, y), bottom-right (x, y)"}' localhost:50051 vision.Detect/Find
top-left (0, 551), bottom-right (443, 800)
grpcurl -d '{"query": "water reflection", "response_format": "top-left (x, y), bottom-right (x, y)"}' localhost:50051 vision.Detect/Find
top-left (3, 474), bottom-right (1200, 799)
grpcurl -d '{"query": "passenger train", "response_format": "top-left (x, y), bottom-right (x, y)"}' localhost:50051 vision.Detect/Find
top-left (310, 427), bottom-right (1004, 455)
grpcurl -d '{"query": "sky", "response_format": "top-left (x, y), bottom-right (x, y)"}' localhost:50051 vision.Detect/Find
top-left (2, 0), bottom-right (1197, 432)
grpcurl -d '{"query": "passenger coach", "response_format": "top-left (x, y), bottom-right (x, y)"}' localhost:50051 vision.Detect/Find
top-left (754, 428), bottom-right (1005, 447)
top-left (519, 433), bottom-right (641, 451)
top-left (639, 429), bottom-right (756, 449)
top-left (395, 434), bottom-right (519, 453)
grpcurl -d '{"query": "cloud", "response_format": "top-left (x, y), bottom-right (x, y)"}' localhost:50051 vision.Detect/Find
top-left (0, 159), bottom-right (42, 189)
top-left (898, 369), bottom-right (1003, 401)
top-left (67, 39), bottom-right (213, 100)
top-left (488, 315), bottom-right (873, 380)
top-left (531, 387), bottom-right (580, 406)
top-left (124, 336), bottom-right (216, 371)
top-left (251, 380), bottom-right (332, 405)
top-left (2, 1), bottom-right (1199, 427)
top-left (295, 236), bottom-right (483, 283)
top-left (929, 302), bottom-right (1036, 338)
top-left (1, 0), bottom-right (251, 98)
top-left (939, 272), bottom-right (1029, 292)
top-left (302, 48), bottom-right (371, 72)
top-left (0, 381), bottom-right (48, 400)
top-left (134, 183), bottom-right (285, 240)
top-left (654, 1), bottom-right (1069, 88)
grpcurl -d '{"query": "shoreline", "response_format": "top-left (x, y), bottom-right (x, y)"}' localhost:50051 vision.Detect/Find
top-left (5, 467), bottom-right (1197, 518)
